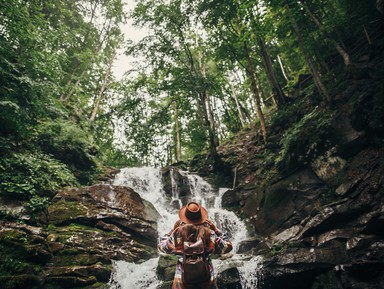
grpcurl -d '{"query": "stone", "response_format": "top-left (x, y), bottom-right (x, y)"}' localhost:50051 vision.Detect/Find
top-left (311, 148), bottom-right (346, 183)
top-left (48, 184), bottom-right (160, 246)
top-left (245, 168), bottom-right (327, 236)
top-left (156, 255), bottom-right (177, 281)
top-left (237, 236), bottom-right (262, 254)
top-left (216, 267), bottom-right (242, 289)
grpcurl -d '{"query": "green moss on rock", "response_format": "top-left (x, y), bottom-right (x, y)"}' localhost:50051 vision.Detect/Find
top-left (48, 200), bottom-right (88, 224)
top-left (0, 274), bottom-right (40, 289)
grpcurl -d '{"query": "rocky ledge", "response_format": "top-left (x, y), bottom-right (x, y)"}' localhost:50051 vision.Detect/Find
top-left (0, 184), bottom-right (159, 289)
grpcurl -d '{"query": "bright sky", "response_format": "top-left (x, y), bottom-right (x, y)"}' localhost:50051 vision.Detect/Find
top-left (113, 0), bottom-right (149, 79)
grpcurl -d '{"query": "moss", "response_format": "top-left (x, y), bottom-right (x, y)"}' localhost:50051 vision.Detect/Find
top-left (52, 254), bottom-right (102, 267)
top-left (157, 280), bottom-right (174, 289)
top-left (0, 243), bottom-right (43, 277)
top-left (77, 282), bottom-right (108, 289)
top-left (275, 107), bottom-right (336, 172)
top-left (48, 201), bottom-right (88, 224)
top-left (66, 223), bottom-right (103, 232)
top-left (0, 229), bottom-right (27, 242)
top-left (0, 274), bottom-right (40, 289)
top-left (157, 255), bottom-right (177, 281)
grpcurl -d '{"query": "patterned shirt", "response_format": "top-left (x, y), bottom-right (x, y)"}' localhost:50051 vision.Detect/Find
top-left (158, 223), bottom-right (233, 289)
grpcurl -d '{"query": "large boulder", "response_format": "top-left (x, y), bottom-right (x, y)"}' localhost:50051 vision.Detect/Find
top-left (242, 168), bottom-right (327, 237)
top-left (43, 184), bottom-right (160, 288)
top-left (0, 221), bottom-right (51, 288)
top-left (48, 184), bottom-right (159, 246)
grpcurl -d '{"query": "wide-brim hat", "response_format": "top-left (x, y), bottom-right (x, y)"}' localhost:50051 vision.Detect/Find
top-left (178, 202), bottom-right (208, 224)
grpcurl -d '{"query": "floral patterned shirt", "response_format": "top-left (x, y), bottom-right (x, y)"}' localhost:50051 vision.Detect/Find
top-left (158, 223), bottom-right (233, 289)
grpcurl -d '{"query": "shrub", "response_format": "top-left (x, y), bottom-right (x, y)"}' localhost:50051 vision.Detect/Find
top-left (275, 107), bottom-right (336, 171)
top-left (0, 152), bottom-right (78, 201)
top-left (36, 119), bottom-right (100, 183)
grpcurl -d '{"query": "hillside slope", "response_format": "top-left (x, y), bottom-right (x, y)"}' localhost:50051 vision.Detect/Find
top-left (203, 26), bottom-right (384, 289)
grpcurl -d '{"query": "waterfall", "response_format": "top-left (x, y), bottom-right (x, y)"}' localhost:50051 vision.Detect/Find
top-left (109, 167), bottom-right (262, 288)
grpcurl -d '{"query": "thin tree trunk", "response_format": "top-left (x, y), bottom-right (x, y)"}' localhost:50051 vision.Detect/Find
top-left (291, 16), bottom-right (332, 103)
top-left (198, 48), bottom-right (219, 147)
top-left (363, 25), bottom-right (372, 45)
top-left (277, 54), bottom-right (289, 81)
top-left (228, 79), bottom-right (245, 128)
top-left (174, 101), bottom-right (181, 162)
top-left (302, 3), bottom-right (351, 66)
top-left (243, 41), bottom-right (267, 144)
top-left (61, 12), bottom-right (113, 103)
top-left (60, 71), bottom-right (86, 102)
top-left (199, 91), bottom-right (218, 157)
top-left (258, 38), bottom-right (286, 107)
top-left (89, 52), bottom-right (116, 123)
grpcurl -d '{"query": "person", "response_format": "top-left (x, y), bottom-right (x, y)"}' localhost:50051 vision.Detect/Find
top-left (158, 202), bottom-right (233, 289)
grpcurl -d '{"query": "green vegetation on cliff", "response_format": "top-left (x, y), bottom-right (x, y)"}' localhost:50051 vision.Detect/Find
top-left (1, 0), bottom-right (384, 288)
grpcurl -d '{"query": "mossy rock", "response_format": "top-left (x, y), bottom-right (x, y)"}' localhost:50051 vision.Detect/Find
top-left (47, 200), bottom-right (88, 225)
top-left (156, 255), bottom-right (177, 281)
top-left (45, 275), bottom-right (98, 288)
top-left (0, 274), bottom-right (40, 289)
top-left (157, 280), bottom-right (173, 289)
top-left (0, 229), bottom-right (51, 264)
top-left (51, 253), bottom-right (103, 267)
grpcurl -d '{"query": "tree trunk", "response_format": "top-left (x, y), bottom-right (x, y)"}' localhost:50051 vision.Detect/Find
top-left (302, 3), bottom-right (351, 66)
top-left (228, 79), bottom-right (245, 128)
top-left (277, 54), bottom-right (289, 81)
top-left (290, 16), bottom-right (332, 103)
top-left (198, 48), bottom-right (219, 147)
top-left (89, 52), bottom-right (116, 123)
top-left (199, 91), bottom-right (219, 158)
top-left (243, 41), bottom-right (267, 144)
top-left (60, 71), bottom-right (86, 102)
top-left (173, 101), bottom-right (181, 162)
top-left (258, 37), bottom-right (286, 107)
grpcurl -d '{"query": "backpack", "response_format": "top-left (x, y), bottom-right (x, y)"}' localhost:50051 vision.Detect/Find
top-left (182, 238), bottom-right (211, 285)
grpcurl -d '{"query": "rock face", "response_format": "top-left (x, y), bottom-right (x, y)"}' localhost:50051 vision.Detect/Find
top-left (220, 144), bottom-right (384, 289)
top-left (0, 184), bottom-right (159, 289)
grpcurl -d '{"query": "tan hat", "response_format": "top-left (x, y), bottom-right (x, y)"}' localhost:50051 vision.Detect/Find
top-left (178, 202), bottom-right (208, 224)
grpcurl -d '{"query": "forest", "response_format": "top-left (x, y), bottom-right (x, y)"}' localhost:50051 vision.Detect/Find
top-left (1, 0), bottom-right (383, 288)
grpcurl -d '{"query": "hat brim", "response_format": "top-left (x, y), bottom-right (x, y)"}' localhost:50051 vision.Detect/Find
top-left (178, 205), bottom-right (208, 224)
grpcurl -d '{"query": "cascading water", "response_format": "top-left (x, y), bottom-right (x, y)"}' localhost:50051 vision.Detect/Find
top-left (108, 167), bottom-right (262, 289)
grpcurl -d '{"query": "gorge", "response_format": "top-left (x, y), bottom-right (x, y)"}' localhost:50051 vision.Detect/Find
top-left (1, 2), bottom-right (384, 288)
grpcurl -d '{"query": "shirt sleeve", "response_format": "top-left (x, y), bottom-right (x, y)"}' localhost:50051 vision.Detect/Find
top-left (158, 230), bottom-right (176, 254)
top-left (214, 232), bottom-right (233, 254)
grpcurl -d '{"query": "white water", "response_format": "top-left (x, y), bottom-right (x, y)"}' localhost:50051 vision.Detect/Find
top-left (109, 167), bottom-right (262, 289)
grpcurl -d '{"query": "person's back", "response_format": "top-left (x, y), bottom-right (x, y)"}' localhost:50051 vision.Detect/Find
top-left (158, 202), bottom-right (233, 289)
top-left (178, 224), bottom-right (211, 288)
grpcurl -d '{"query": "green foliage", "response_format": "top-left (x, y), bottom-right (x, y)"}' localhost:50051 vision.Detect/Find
top-left (275, 107), bottom-right (336, 170)
top-left (0, 151), bottom-right (77, 202)
top-left (0, 242), bottom-right (43, 275)
top-left (36, 120), bottom-right (100, 183)
top-left (0, 238), bottom-right (42, 288)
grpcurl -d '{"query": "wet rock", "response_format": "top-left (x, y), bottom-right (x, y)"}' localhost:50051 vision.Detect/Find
top-left (156, 254), bottom-right (177, 281)
top-left (237, 236), bottom-right (263, 254)
top-left (46, 264), bottom-right (111, 282)
top-left (311, 147), bottom-right (347, 183)
top-left (41, 184), bottom-right (161, 288)
top-left (0, 220), bottom-right (52, 263)
top-left (244, 168), bottom-right (327, 236)
top-left (48, 184), bottom-right (159, 246)
top-left (0, 274), bottom-right (40, 289)
top-left (217, 267), bottom-right (242, 289)
top-left (161, 167), bottom-right (191, 198)
top-left (45, 275), bottom-right (97, 287)
top-left (262, 241), bottom-right (349, 289)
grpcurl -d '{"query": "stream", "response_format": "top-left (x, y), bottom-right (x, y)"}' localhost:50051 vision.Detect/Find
top-left (108, 167), bottom-right (263, 289)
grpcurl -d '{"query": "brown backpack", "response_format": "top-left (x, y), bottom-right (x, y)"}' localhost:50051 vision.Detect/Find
top-left (182, 238), bottom-right (211, 285)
